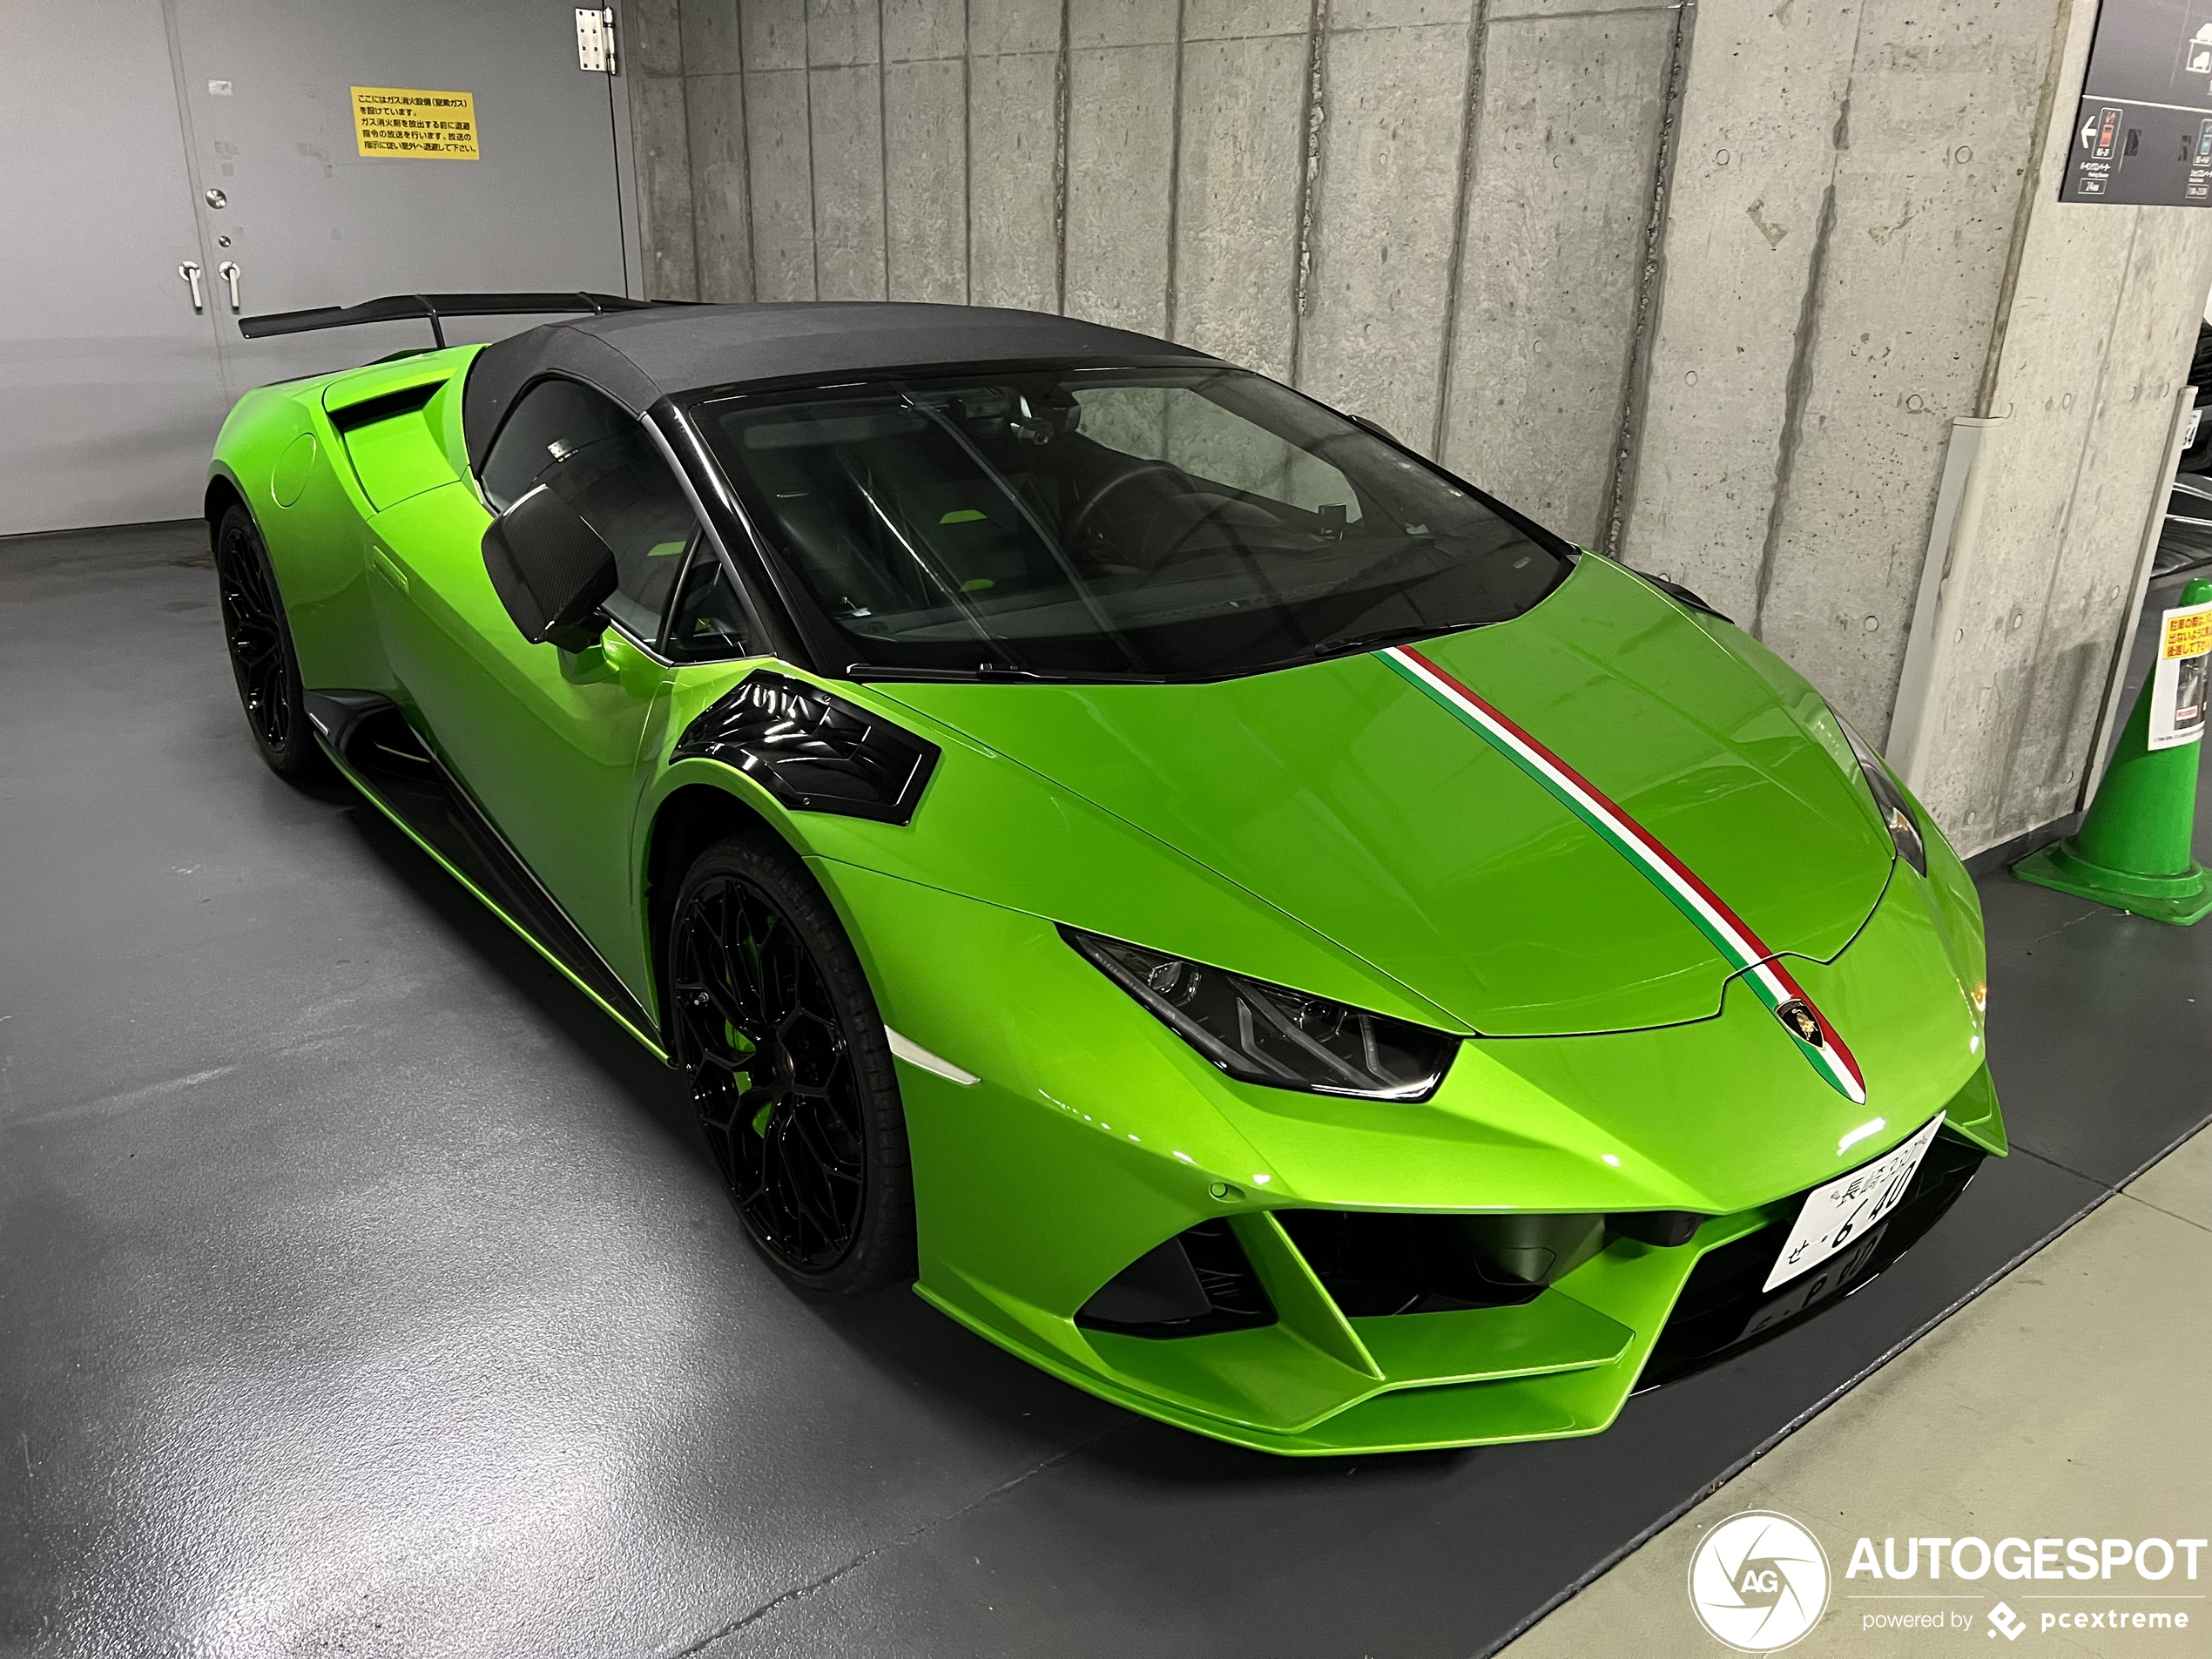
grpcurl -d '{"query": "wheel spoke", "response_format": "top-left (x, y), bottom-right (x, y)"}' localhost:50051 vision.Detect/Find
top-left (790, 1100), bottom-right (863, 1188)
top-left (772, 1113), bottom-right (845, 1246)
top-left (780, 1009), bottom-right (844, 1089)
top-left (678, 894), bottom-right (768, 1044)
top-left (698, 951), bottom-right (754, 1036)
top-left (754, 921), bottom-right (806, 1026)
top-left (216, 526), bottom-right (297, 756)
top-left (675, 868), bottom-right (873, 1273)
top-left (710, 927), bottom-right (765, 1032)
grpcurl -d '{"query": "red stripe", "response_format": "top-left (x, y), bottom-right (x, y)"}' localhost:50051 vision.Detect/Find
top-left (1757, 954), bottom-right (1865, 1087)
top-left (1399, 646), bottom-right (1779, 960)
top-left (1823, 1019), bottom-right (1865, 1089)
top-left (1396, 645), bottom-right (1866, 1096)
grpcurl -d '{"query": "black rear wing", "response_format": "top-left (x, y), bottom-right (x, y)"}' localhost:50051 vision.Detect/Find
top-left (238, 291), bottom-right (661, 349)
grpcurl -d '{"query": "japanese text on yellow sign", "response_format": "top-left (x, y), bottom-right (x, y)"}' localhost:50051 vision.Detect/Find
top-left (351, 86), bottom-right (478, 160)
top-left (2162, 606), bottom-right (2212, 661)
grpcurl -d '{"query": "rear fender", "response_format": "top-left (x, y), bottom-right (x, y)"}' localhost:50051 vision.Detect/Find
top-left (209, 382), bottom-right (395, 696)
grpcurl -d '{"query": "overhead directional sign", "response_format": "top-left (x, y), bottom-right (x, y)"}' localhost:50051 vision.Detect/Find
top-left (2061, 0), bottom-right (2212, 205)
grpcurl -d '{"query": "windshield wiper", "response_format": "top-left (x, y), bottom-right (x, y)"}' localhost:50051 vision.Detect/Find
top-left (843, 662), bottom-right (1170, 685)
top-left (975, 662), bottom-right (1169, 685)
top-left (845, 663), bottom-right (981, 682)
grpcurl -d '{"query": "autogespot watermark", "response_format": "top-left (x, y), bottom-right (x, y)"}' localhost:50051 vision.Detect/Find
top-left (1688, 1512), bottom-right (2207, 1648)
top-left (1689, 1511), bottom-right (1833, 1651)
top-left (1846, 1532), bottom-right (2206, 1642)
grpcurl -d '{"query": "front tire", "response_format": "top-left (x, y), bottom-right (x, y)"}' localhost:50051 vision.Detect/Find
top-left (212, 503), bottom-right (322, 778)
top-left (668, 833), bottom-right (916, 1296)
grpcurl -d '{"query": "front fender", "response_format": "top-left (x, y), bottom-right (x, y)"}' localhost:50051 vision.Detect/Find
top-left (636, 662), bottom-right (1467, 1036)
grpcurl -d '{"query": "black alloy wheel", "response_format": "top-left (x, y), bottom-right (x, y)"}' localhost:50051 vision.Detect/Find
top-left (213, 504), bottom-right (322, 777)
top-left (670, 835), bottom-right (914, 1295)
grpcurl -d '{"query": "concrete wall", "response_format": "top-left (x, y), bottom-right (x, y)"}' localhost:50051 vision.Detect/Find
top-left (625, 0), bottom-right (701, 301)
top-left (1615, 0), bottom-right (2212, 852)
top-left (1896, 1), bottom-right (2212, 846)
top-left (623, 0), bottom-right (1684, 547)
top-left (621, 0), bottom-right (2212, 858)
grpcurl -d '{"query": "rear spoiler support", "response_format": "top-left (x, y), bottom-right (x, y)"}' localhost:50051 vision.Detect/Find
top-left (237, 291), bottom-right (665, 349)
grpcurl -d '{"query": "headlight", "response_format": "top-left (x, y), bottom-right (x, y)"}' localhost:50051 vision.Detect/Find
top-left (1061, 927), bottom-right (1458, 1101)
top-left (1838, 718), bottom-right (1926, 876)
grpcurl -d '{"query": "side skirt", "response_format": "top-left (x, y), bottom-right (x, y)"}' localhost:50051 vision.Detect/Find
top-left (304, 691), bottom-right (668, 1060)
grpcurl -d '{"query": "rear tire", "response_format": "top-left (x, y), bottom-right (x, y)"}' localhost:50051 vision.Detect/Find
top-left (668, 833), bottom-right (916, 1297)
top-left (212, 504), bottom-right (324, 779)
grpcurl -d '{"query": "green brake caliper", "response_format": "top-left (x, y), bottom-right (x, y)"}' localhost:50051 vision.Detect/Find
top-left (726, 1024), bottom-right (773, 1136)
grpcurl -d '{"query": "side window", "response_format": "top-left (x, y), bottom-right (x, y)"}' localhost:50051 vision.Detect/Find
top-left (664, 545), bottom-right (754, 662)
top-left (481, 378), bottom-right (698, 641)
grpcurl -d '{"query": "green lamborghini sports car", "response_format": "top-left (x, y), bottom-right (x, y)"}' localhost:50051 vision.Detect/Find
top-left (204, 294), bottom-right (2003, 1454)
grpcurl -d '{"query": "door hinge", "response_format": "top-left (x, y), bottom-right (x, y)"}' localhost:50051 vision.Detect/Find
top-left (576, 7), bottom-right (617, 74)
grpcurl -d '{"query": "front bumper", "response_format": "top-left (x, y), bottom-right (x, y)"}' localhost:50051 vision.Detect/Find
top-left (922, 1086), bottom-right (1991, 1454)
top-left (819, 856), bottom-right (2004, 1456)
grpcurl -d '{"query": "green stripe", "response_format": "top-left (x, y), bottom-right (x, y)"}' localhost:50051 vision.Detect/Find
top-left (1392, 653), bottom-right (1863, 1101)
top-left (1394, 663), bottom-right (1760, 974)
top-left (1737, 972), bottom-right (1787, 1014)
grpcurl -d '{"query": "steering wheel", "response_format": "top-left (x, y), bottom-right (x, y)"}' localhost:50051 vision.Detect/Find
top-left (1066, 462), bottom-right (1190, 546)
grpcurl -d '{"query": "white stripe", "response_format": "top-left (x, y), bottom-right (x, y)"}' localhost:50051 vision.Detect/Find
top-left (1393, 648), bottom-right (1866, 1103)
top-left (1747, 961), bottom-right (1797, 1006)
top-left (885, 1027), bottom-right (979, 1086)
top-left (1747, 961), bottom-right (1862, 1100)
top-left (1391, 650), bottom-right (1760, 967)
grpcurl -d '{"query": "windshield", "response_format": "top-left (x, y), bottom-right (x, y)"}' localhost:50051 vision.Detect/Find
top-left (692, 363), bottom-right (1572, 681)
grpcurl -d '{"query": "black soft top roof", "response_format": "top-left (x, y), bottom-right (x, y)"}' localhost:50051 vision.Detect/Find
top-left (459, 301), bottom-right (1211, 474)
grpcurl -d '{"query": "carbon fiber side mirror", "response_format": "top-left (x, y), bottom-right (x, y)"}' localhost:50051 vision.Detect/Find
top-left (481, 484), bottom-right (618, 651)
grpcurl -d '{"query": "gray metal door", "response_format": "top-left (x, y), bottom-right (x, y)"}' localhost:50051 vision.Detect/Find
top-left (0, 0), bottom-right (232, 536)
top-left (165, 0), bottom-right (637, 392)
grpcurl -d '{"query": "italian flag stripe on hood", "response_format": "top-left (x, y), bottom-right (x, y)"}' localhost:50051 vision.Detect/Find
top-left (1384, 644), bottom-right (1867, 1104)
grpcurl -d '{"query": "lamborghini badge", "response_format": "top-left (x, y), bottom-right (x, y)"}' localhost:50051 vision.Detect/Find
top-left (1775, 999), bottom-right (1825, 1047)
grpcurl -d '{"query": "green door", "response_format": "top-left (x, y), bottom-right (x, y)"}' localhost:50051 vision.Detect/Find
top-left (367, 379), bottom-right (705, 1007)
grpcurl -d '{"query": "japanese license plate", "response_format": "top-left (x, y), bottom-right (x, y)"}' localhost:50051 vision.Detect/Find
top-left (1762, 1115), bottom-right (1945, 1292)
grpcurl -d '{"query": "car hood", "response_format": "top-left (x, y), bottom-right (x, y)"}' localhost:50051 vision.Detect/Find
top-left (877, 556), bottom-right (1895, 1037)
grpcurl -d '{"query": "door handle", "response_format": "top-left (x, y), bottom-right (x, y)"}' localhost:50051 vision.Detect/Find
top-left (218, 260), bottom-right (240, 312)
top-left (179, 261), bottom-right (204, 311)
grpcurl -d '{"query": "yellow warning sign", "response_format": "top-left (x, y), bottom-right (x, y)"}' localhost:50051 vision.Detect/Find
top-left (2161, 604), bottom-right (2212, 661)
top-left (351, 86), bottom-right (478, 160)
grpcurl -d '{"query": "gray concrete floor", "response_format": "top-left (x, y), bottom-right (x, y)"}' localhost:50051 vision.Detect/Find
top-left (1498, 1128), bottom-right (2212, 1658)
top-left (2, 523), bottom-right (2207, 1659)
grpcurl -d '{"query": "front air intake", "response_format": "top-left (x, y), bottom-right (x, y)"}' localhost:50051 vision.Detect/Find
top-left (1076, 1219), bottom-right (1276, 1339)
top-left (1276, 1210), bottom-right (1609, 1317)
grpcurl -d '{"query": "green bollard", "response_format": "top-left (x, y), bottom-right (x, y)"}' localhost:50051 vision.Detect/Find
top-left (2015, 576), bottom-right (2211, 924)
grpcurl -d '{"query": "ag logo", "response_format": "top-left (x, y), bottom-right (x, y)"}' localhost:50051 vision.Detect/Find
top-left (1687, 1510), bottom-right (1831, 1652)
top-left (1775, 999), bottom-right (1825, 1049)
